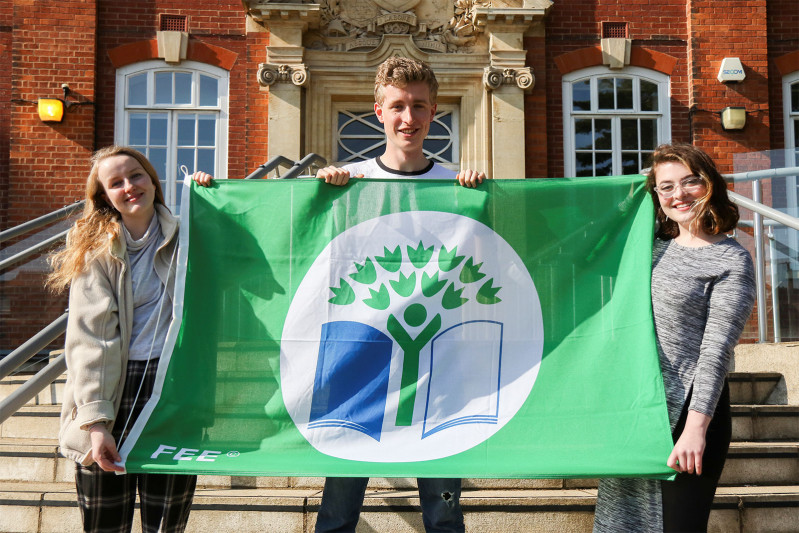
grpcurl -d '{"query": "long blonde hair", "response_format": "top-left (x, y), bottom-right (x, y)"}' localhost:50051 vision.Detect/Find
top-left (47, 146), bottom-right (165, 293)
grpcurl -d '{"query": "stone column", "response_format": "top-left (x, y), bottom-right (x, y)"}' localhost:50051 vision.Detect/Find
top-left (250, 5), bottom-right (320, 162)
top-left (477, 7), bottom-right (547, 179)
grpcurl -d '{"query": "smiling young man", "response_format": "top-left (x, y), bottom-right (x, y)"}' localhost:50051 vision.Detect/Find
top-left (314, 57), bottom-right (476, 533)
top-left (316, 56), bottom-right (485, 187)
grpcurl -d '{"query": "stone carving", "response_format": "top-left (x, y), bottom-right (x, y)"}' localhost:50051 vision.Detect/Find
top-left (306, 0), bottom-right (488, 53)
top-left (483, 66), bottom-right (534, 91)
top-left (258, 63), bottom-right (310, 87)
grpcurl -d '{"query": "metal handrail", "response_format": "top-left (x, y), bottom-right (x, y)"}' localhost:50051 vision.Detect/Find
top-left (245, 156), bottom-right (295, 180)
top-left (0, 313), bottom-right (68, 380)
top-left (725, 166), bottom-right (799, 183)
top-left (0, 228), bottom-right (70, 272)
top-left (0, 201), bottom-right (83, 243)
top-left (279, 153), bottom-right (327, 180)
top-left (0, 354), bottom-right (65, 424)
top-left (728, 191), bottom-right (799, 231)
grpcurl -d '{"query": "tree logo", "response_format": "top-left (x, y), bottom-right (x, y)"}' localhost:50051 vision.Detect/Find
top-left (281, 211), bottom-right (543, 462)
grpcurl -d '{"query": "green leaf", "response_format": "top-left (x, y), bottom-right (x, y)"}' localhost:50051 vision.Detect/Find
top-left (376, 246), bottom-right (402, 273)
top-left (442, 282), bottom-right (468, 310)
top-left (421, 271), bottom-right (447, 297)
top-left (476, 278), bottom-right (502, 305)
top-left (407, 241), bottom-right (434, 268)
top-left (459, 257), bottom-right (486, 284)
top-left (363, 283), bottom-right (390, 310)
top-left (328, 278), bottom-right (356, 305)
top-left (349, 257), bottom-right (377, 284)
top-left (390, 272), bottom-right (416, 297)
top-left (438, 245), bottom-right (465, 272)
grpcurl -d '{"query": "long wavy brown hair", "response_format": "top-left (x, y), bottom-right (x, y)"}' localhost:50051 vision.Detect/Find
top-left (47, 146), bottom-right (165, 293)
top-left (645, 143), bottom-right (739, 240)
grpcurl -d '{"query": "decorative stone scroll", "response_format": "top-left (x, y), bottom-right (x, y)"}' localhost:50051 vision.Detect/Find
top-left (304, 0), bottom-right (490, 53)
top-left (258, 63), bottom-right (310, 87)
top-left (483, 66), bottom-right (534, 91)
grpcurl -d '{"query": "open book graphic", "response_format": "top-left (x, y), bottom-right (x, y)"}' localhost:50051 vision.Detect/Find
top-left (309, 320), bottom-right (504, 441)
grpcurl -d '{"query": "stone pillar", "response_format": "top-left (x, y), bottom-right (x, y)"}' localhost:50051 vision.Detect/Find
top-left (478, 9), bottom-right (543, 179)
top-left (250, 6), bottom-right (320, 161)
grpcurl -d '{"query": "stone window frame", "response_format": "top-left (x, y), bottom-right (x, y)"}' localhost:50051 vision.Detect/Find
top-left (562, 66), bottom-right (671, 178)
top-left (114, 59), bottom-right (230, 211)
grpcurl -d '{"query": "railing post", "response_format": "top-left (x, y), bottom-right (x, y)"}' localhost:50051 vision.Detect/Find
top-left (752, 180), bottom-right (767, 342)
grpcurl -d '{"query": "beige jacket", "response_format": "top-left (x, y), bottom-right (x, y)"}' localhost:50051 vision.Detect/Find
top-left (58, 205), bottom-right (178, 465)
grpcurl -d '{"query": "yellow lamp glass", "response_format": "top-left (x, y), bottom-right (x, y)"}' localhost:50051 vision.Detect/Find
top-left (38, 98), bottom-right (64, 122)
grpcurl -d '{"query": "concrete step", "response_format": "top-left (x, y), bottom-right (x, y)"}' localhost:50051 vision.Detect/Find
top-left (1, 481), bottom-right (798, 533)
top-left (0, 376), bottom-right (65, 406)
top-left (732, 405), bottom-right (799, 441)
top-left (728, 371), bottom-right (783, 405)
top-left (721, 442), bottom-right (799, 486)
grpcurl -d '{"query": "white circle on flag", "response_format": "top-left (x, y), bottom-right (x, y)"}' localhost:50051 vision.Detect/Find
top-left (281, 211), bottom-right (543, 461)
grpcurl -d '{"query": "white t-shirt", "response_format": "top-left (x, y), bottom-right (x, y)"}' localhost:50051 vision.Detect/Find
top-left (343, 157), bottom-right (456, 180)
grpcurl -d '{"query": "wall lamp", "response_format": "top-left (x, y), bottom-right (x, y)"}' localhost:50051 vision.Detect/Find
top-left (12, 84), bottom-right (94, 123)
top-left (720, 106), bottom-right (746, 131)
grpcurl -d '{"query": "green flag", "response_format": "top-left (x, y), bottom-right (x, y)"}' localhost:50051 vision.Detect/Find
top-left (119, 176), bottom-right (674, 479)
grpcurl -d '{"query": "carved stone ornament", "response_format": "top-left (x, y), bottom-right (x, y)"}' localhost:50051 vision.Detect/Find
top-left (258, 63), bottom-right (310, 87)
top-left (483, 66), bottom-right (534, 91)
top-left (305, 0), bottom-right (490, 53)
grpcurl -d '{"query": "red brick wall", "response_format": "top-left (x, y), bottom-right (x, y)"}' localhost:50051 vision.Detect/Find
top-left (2, 0), bottom-right (98, 353)
top-left (543, 0), bottom-right (692, 178)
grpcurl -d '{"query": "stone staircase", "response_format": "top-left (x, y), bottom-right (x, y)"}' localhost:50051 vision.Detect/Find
top-left (1, 365), bottom-right (798, 532)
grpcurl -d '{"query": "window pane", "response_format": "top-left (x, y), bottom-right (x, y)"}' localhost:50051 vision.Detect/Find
top-left (198, 116), bottom-right (216, 146)
top-left (641, 151), bottom-right (654, 170)
top-left (340, 112), bottom-right (382, 136)
top-left (128, 73), bottom-right (147, 106)
top-left (640, 119), bottom-right (657, 150)
top-left (621, 152), bottom-right (639, 174)
top-left (598, 78), bottom-right (614, 109)
top-left (621, 119), bottom-right (639, 150)
top-left (129, 114), bottom-right (148, 145)
top-left (595, 119), bottom-right (612, 150)
top-left (155, 73), bottom-right (172, 105)
top-left (641, 80), bottom-right (658, 112)
top-left (177, 115), bottom-right (196, 146)
top-left (595, 152), bottom-right (613, 176)
top-left (197, 148), bottom-right (215, 174)
top-left (792, 83), bottom-right (799, 113)
top-left (575, 152), bottom-right (594, 177)
top-left (149, 114), bottom-right (168, 145)
top-left (177, 148), bottom-right (195, 174)
top-left (574, 119), bottom-right (593, 150)
top-left (616, 78), bottom-right (633, 109)
top-left (175, 73), bottom-right (192, 105)
top-left (572, 80), bottom-right (591, 111)
top-left (199, 75), bottom-right (219, 106)
top-left (149, 148), bottom-right (167, 181)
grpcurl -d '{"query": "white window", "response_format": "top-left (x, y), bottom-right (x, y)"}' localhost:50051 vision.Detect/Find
top-left (333, 103), bottom-right (459, 170)
top-left (563, 67), bottom-right (670, 177)
top-left (115, 60), bottom-right (229, 212)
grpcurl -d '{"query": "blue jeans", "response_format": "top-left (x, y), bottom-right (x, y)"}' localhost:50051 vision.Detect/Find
top-left (315, 477), bottom-right (464, 533)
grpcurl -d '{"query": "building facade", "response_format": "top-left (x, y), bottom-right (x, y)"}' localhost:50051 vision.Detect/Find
top-left (1, 0), bottom-right (798, 352)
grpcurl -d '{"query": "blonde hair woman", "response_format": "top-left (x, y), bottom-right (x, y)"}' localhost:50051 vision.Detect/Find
top-left (49, 146), bottom-right (211, 532)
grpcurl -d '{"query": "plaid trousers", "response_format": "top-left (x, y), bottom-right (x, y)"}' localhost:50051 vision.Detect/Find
top-left (75, 359), bottom-right (197, 533)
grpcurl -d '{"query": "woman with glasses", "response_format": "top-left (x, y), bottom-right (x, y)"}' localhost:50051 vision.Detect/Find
top-left (593, 143), bottom-right (756, 533)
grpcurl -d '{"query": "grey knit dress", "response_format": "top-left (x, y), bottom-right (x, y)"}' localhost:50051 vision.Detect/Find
top-left (593, 237), bottom-right (756, 533)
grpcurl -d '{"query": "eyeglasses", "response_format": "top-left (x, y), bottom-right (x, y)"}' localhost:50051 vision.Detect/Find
top-left (654, 176), bottom-right (705, 198)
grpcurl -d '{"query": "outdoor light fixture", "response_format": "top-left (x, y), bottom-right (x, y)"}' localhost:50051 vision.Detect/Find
top-left (29, 84), bottom-right (93, 123)
top-left (720, 107), bottom-right (746, 131)
top-left (37, 98), bottom-right (64, 122)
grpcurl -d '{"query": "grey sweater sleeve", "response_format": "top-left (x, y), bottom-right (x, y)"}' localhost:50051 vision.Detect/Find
top-left (689, 245), bottom-right (756, 415)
